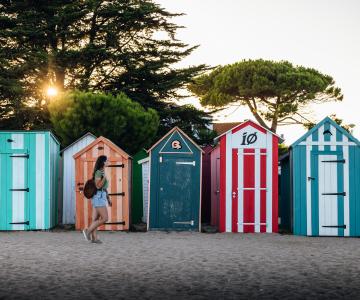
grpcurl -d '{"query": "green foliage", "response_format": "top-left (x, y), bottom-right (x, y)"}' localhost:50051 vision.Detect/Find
top-left (49, 91), bottom-right (159, 154)
top-left (0, 0), bottom-right (209, 136)
top-left (278, 143), bottom-right (289, 157)
top-left (304, 114), bottom-right (355, 133)
top-left (155, 103), bottom-right (214, 145)
top-left (189, 59), bottom-right (343, 132)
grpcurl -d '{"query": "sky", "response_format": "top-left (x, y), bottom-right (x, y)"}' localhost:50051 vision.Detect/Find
top-left (157, 0), bottom-right (360, 144)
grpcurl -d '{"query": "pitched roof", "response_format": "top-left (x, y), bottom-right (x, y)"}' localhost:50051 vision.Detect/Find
top-left (291, 116), bottom-right (360, 147)
top-left (147, 126), bottom-right (204, 153)
top-left (73, 136), bottom-right (131, 159)
top-left (61, 132), bottom-right (96, 153)
top-left (214, 119), bottom-right (284, 142)
top-left (213, 122), bottom-right (241, 136)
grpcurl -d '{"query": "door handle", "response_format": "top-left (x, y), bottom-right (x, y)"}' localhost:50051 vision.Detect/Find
top-left (232, 192), bottom-right (237, 198)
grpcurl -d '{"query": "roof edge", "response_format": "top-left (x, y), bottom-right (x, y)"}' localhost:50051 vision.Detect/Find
top-left (147, 126), bottom-right (204, 154)
top-left (214, 120), bottom-right (284, 143)
top-left (61, 132), bottom-right (97, 153)
top-left (291, 116), bottom-right (360, 147)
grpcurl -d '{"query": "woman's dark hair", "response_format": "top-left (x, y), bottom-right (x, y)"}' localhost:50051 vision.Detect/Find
top-left (93, 155), bottom-right (107, 178)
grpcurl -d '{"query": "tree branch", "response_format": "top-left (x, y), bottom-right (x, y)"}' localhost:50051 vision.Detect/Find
top-left (244, 99), bottom-right (270, 130)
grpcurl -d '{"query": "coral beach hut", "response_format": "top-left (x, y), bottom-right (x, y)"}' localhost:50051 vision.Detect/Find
top-left (73, 136), bottom-right (131, 231)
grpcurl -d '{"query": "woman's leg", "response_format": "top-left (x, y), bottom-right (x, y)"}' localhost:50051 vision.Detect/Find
top-left (87, 207), bottom-right (108, 236)
top-left (91, 208), bottom-right (100, 241)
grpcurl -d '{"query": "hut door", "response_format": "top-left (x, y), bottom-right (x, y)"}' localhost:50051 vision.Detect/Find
top-left (215, 157), bottom-right (220, 226)
top-left (317, 154), bottom-right (345, 236)
top-left (3, 153), bottom-right (30, 230)
top-left (142, 161), bottom-right (150, 223)
top-left (233, 149), bottom-right (267, 233)
top-left (158, 156), bottom-right (195, 229)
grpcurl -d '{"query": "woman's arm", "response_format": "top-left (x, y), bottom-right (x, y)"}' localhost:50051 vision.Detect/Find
top-left (95, 175), bottom-right (106, 189)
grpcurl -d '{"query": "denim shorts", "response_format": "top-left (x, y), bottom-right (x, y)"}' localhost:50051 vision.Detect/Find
top-left (92, 190), bottom-right (107, 208)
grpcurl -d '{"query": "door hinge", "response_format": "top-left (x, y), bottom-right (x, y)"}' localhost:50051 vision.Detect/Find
top-left (10, 188), bottom-right (29, 192)
top-left (322, 225), bottom-right (346, 229)
top-left (107, 164), bottom-right (124, 168)
top-left (322, 192), bottom-right (346, 196)
top-left (173, 220), bottom-right (194, 226)
top-left (105, 221), bottom-right (125, 225)
top-left (108, 192), bottom-right (125, 196)
top-left (7, 139), bottom-right (14, 143)
top-left (176, 161), bottom-right (195, 166)
top-left (10, 221), bottom-right (29, 225)
top-left (321, 159), bottom-right (345, 163)
top-left (10, 154), bottom-right (29, 158)
top-left (307, 176), bottom-right (315, 181)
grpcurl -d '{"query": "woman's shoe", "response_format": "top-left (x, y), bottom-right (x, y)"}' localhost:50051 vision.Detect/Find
top-left (82, 229), bottom-right (90, 241)
top-left (91, 239), bottom-right (102, 244)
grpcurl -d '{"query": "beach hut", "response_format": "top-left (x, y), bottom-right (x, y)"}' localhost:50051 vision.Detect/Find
top-left (278, 153), bottom-right (291, 232)
top-left (0, 131), bottom-right (60, 230)
top-left (60, 133), bottom-right (96, 224)
top-left (216, 120), bottom-right (281, 233)
top-left (73, 136), bottom-right (131, 231)
top-left (148, 127), bottom-right (203, 231)
top-left (201, 145), bottom-right (212, 223)
top-left (210, 144), bottom-right (220, 227)
top-left (282, 117), bottom-right (360, 236)
top-left (132, 149), bottom-right (149, 224)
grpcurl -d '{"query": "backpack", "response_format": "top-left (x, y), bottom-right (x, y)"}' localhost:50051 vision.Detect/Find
top-left (83, 179), bottom-right (97, 199)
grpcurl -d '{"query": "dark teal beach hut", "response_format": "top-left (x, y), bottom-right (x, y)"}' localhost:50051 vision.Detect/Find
top-left (147, 127), bottom-right (203, 231)
top-left (280, 117), bottom-right (360, 236)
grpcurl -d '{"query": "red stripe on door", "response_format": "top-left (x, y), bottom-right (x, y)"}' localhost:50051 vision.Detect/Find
top-left (272, 136), bottom-right (279, 233)
top-left (232, 149), bottom-right (238, 233)
top-left (260, 150), bottom-right (267, 232)
top-left (243, 149), bottom-right (255, 233)
top-left (219, 135), bottom-right (226, 232)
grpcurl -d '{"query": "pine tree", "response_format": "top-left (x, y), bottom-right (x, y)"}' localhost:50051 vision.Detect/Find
top-left (0, 0), bottom-right (209, 137)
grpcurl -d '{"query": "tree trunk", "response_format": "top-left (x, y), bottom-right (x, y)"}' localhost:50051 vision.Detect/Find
top-left (244, 99), bottom-right (271, 131)
top-left (270, 100), bottom-right (280, 133)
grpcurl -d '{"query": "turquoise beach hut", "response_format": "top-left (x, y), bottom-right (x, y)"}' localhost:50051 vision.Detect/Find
top-left (0, 131), bottom-right (60, 230)
top-left (280, 117), bottom-right (360, 236)
top-left (147, 127), bottom-right (203, 231)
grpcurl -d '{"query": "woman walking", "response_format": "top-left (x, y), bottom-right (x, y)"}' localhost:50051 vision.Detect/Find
top-left (82, 155), bottom-right (112, 243)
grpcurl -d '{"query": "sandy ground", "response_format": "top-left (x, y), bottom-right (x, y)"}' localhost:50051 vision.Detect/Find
top-left (0, 231), bottom-right (359, 300)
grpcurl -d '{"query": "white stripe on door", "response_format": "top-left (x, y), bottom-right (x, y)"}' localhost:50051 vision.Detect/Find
top-left (306, 135), bottom-right (312, 235)
top-left (343, 136), bottom-right (350, 236)
top-left (36, 134), bottom-right (45, 229)
top-left (237, 148), bottom-right (244, 233)
top-left (254, 149), bottom-right (261, 233)
top-left (225, 132), bottom-right (232, 232)
top-left (11, 134), bottom-right (24, 150)
top-left (12, 156), bottom-right (25, 230)
top-left (266, 132), bottom-right (273, 233)
top-left (318, 154), bottom-right (338, 236)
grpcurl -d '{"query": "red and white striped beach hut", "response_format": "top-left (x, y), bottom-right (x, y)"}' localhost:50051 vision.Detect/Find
top-left (216, 120), bottom-right (281, 233)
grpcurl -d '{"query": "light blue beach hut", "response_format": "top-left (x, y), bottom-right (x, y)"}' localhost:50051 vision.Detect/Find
top-left (0, 131), bottom-right (60, 230)
top-left (281, 117), bottom-right (360, 236)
